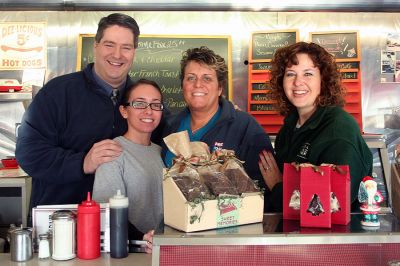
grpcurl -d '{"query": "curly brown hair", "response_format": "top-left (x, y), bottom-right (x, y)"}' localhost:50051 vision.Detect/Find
top-left (269, 41), bottom-right (346, 116)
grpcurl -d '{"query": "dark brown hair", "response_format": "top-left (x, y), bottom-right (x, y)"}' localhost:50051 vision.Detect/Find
top-left (121, 79), bottom-right (163, 105)
top-left (95, 13), bottom-right (140, 48)
top-left (269, 41), bottom-right (346, 116)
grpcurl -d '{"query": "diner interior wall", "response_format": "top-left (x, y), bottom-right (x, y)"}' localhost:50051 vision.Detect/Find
top-left (0, 11), bottom-right (400, 159)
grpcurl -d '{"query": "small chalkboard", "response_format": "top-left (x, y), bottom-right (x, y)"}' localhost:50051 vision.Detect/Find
top-left (250, 103), bottom-right (275, 112)
top-left (311, 31), bottom-right (360, 61)
top-left (250, 30), bottom-right (298, 62)
top-left (77, 34), bottom-right (232, 113)
top-left (337, 62), bottom-right (360, 70)
top-left (341, 71), bottom-right (358, 80)
top-left (252, 62), bottom-right (272, 71)
top-left (251, 83), bottom-right (267, 91)
top-left (251, 93), bottom-right (272, 101)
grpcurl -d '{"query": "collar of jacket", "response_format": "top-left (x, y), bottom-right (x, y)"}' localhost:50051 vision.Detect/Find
top-left (284, 106), bottom-right (332, 131)
top-left (82, 63), bottom-right (134, 99)
top-left (167, 96), bottom-right (236, 128)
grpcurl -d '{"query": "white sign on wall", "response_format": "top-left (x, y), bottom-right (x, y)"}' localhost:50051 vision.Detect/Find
top-left (0, 22), bottom-right (47, 69)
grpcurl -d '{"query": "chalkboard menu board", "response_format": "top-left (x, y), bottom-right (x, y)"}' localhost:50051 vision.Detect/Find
top-left (250, 30), bottom-right (298, 62)
top-left (77, 34), bottom-right (232, 113)
top-left (311, 31), bottom-right (360, 61)
top-left (247, 31), bottom-right (297, 130)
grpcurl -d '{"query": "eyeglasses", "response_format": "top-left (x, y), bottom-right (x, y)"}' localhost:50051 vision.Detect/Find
top-left (124, 101), bottom-right (164, 111)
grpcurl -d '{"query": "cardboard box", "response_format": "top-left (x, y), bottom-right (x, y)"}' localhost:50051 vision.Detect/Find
top-left (32, 203), bottom-right (109, 252)
top-left (163, 177), bottom-right (264, 232)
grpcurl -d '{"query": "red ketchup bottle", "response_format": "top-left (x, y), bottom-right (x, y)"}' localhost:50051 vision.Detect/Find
top-left (77, 192), bottom-right (100, 259)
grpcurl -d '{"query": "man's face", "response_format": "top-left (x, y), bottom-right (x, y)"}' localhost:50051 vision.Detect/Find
top-left (93, 25), bottom-right (136, 88)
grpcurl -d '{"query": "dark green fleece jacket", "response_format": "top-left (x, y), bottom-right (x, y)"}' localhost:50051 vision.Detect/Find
top-left (275, 106), bottom-right (373, 207)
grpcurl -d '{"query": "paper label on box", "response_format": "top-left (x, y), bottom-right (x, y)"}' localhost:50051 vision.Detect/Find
top-left (216, 197), bottom-right (242, 228)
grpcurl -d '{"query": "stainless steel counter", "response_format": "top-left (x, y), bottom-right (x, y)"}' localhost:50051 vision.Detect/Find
top-left (0, 253), bottom-right (151, 266)
top-left (152, 213), bottom-right (400, 266)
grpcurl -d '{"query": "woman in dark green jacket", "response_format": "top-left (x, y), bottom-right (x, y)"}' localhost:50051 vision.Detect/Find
top-left (259, 42), bottom-right (372, 211)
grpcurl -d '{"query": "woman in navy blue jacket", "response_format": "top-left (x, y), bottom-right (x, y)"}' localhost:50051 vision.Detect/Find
top-left (162, 46), bottom-right (279, 212)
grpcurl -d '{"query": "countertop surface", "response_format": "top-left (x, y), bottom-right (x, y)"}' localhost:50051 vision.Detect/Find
top-left (0, 167), bottom-right (28, 178)
top-left (154, 213), bottom-right (400, 245)
top-left (0, 253), bottom-right (151, 266)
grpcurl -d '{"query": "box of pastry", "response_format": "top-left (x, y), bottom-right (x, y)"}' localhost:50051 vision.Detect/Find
top-left (163, 131), bottom-right (264, 232)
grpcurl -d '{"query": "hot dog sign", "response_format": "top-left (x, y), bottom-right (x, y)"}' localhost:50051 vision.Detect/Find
top-left (0, 22), bottom-right (47, 69)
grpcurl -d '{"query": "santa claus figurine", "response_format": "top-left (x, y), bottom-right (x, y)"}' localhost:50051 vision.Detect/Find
top-left (358, 176), bottom-right (384, 226)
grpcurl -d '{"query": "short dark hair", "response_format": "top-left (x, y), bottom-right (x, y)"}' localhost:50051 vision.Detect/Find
top-left (270, 41), bottom-right (346, 116)
top-left (121, 79), bottom-right (163, 105)
top-left (180, 46), bottom-right (228, 92)
top-left (95, 13), bottom-right (140, 48)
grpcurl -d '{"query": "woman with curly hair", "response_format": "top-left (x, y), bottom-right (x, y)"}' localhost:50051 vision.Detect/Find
top-left (259, 42), bottom-right (372, 211)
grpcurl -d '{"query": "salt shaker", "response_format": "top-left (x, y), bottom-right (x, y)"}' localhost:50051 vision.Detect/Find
top-left (38, 233), bottom-right (50, 259)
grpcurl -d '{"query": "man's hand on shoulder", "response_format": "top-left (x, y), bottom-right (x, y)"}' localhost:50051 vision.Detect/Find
top-left (83, 139), bottom-right (122, 174)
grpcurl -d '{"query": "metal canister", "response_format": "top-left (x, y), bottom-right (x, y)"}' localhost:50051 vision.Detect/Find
top-left (51, 210), bottom-right (76, 260)
top-left (10, 227), bottom-right (33, 262)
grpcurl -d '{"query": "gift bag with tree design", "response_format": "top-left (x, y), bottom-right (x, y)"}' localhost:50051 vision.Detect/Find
top-left (300, 165), bottom-right (331, 228)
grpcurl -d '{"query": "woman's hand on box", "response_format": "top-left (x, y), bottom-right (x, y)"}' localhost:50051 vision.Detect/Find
top-left (143, 229), bottom-right (154, 254)
top-left (259, 150), bottom-right (282, 191)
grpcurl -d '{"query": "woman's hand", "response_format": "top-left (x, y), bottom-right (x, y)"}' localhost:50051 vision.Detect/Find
top-left (142, 230), bottom-right (154, 254)
top-left (258, 150), bottom-right (282, 191)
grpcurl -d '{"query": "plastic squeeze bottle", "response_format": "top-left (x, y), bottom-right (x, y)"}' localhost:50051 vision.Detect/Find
top-left (77, 192), bottom-right (100, 259)
top-left (109, 190), bottom-right (129, 258)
